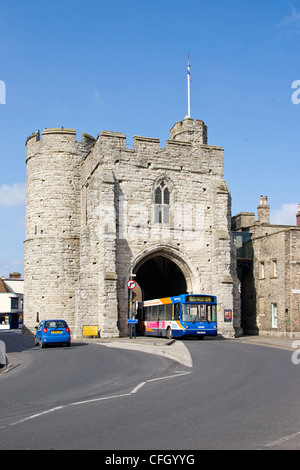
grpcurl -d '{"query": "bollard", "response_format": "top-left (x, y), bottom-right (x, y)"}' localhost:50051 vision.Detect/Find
top-left (0, 340), bottom-right (6, 368)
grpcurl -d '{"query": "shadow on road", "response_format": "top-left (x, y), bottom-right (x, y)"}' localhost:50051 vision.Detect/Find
top-left (0, 332), bottom-right (88, 354)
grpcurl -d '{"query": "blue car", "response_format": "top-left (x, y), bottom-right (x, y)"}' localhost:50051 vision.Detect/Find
top-left (35, 319), bottom-right (71, 348)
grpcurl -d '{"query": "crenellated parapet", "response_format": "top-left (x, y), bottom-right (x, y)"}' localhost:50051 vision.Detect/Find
top-left (26, 127), bottom-right (95, 162)
top-left (170, 117), bottom-right (207, 144)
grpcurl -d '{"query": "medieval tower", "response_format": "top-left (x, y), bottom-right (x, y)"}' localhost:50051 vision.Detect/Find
top-left (24, 117), bottom-right (241, 338)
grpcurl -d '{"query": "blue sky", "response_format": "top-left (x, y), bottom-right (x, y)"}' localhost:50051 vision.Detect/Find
top-left (0, 0), bottom-right (300, 277)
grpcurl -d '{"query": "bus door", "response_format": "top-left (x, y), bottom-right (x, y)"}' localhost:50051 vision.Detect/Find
top-left (158, 304), bottom-right (164, 336)
top-left (174, 303), bottom-right (181, 328)
top-left (137, 302), bottom-right (144, 334)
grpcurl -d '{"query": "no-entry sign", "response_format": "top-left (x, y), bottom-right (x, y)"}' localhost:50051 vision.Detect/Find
top-left (127, 280), bottom-right (136, 290)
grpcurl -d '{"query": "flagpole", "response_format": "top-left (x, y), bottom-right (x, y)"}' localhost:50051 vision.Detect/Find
top-left (187, 54), bottom-right (191, 118)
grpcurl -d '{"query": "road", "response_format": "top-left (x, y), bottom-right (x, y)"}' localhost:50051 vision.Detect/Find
top-left (1, 332), bottom-right (300, 450)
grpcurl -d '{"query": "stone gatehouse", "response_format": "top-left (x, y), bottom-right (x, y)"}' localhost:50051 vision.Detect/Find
top-left (24, 117), bottom-right (241, 338)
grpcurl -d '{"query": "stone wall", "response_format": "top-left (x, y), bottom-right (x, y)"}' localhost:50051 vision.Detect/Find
top-left (255, 229), bottom-right (300, 335)
top-left (76, 117), bottom-right (240, 338)
top-left (233, 196), bottom-right (300, 336)
top-left (24, 129), bottom-right (95, 333)
top-left (24, 118), bottom-right (241, 338)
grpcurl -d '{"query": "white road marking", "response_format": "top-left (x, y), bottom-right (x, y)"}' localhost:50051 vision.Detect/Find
top-left (130, 382), bottom-right (146, 394)
top-left (9, 406), bottom-right (65, 426)
top-left (7, 370), bottom-right (191, 427)
top-left (264, 431), bottom-right (300, 448)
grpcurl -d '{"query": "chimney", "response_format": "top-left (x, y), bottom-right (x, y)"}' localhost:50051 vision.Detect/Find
top-left (257, 195), bottom-right (270, 225)
top-left (297, 204), bottom-right (300, 227)
top-left (9, 272), bottom-right (21, 279)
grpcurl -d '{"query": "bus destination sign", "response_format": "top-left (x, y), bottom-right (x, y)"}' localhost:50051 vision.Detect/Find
top-left (186, 295), bottom-right (215, 303)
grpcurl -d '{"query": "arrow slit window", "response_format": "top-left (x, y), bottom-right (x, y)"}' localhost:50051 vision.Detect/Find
top-left (154, 181), bottom-right (170, 224)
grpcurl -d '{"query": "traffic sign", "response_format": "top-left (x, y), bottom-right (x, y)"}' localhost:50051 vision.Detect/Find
top-left (127, 280), bottom-right (136, 290)
top-left (127, 319), bottom-right (138, 324)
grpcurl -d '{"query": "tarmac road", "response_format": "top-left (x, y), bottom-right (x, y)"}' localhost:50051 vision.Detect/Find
top-left (1, 331), bottom-right (300, 450)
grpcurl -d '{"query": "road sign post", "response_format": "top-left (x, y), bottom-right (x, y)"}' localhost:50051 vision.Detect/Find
top-left (127, 278), bottom-right (137, 339)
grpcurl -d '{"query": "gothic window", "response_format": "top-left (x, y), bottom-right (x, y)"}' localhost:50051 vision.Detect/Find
top-left (154, 181), bottom-right (170, 224)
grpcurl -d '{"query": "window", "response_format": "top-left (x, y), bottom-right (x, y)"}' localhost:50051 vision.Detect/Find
top-left (174, 303), bottom-right (180, 320)
top-left (271, 259), bottom-right (278, 278)
top-left (272, 303), bottom-right (278, 328)
top-left (10, 298), bottom-right (18, 310)
top-left (259, 262), bottom-right (265, 279)
top-left (154, 181), bottom-right (170, 224)
top-left (45, 320), bottom-right (68, 328)
top-left (166, 304), bottom-right (172, 320)
top-left (158, 304), bottom-right (166, 320)
top-left (182, 304), bottom-right (217, 322)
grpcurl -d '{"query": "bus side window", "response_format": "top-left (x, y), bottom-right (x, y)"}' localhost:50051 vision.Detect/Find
top-left (174, 303), bottom-right (180, 320)
top-left (166, 304), bottom-right (172, 320)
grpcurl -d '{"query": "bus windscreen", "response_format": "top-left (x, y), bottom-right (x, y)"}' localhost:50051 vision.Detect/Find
top-left (182, 304), bottom-right (217, 323)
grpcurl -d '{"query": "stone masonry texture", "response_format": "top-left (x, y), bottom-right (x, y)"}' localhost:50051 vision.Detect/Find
top-left (24, 118), bottom-right (242, 338)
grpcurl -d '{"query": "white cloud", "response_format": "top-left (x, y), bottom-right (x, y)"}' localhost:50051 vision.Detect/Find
top-left (0, 182), bottom-right (26, 208)
top-left (271, 203), bottom-right (298, 225)
top-left (91, 89), bottom-right (103, 105)
top-left (277, 5), bottom-right (300, 33)
top-left (285, 5), bottom-right (300, 24)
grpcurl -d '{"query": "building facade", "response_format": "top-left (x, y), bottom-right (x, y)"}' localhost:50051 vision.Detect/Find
top-left (24, 117), bottom-right (241, 338)
top-left (232, 198), bottom-right (300, 337)
top-left (0, 272), bottom-right (24, 329)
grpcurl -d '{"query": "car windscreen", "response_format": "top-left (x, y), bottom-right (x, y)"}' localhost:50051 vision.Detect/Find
top-left (44, 320), bottom-right (67, 329)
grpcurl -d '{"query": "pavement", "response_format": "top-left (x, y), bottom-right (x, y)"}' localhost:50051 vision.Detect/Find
top-left (85, 336), bottom-right (194, 368)
top-left (82, 333), bottom-right (300, 369)
top-left (234, 334), bottom-right (300, 350)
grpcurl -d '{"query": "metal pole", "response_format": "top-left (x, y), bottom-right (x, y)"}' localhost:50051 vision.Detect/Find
top-left (187, 54), bottom-right (191, 118)
top-left (129, 272), bottom-right (136, 339)
top-left (130, 286), bottom-right (133, 339)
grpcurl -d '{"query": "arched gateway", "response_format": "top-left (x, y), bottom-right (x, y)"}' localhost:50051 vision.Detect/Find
top-left (132, 246), bottom-right (200, 300)
top-left (24, 118), bottom-right (241, 339)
